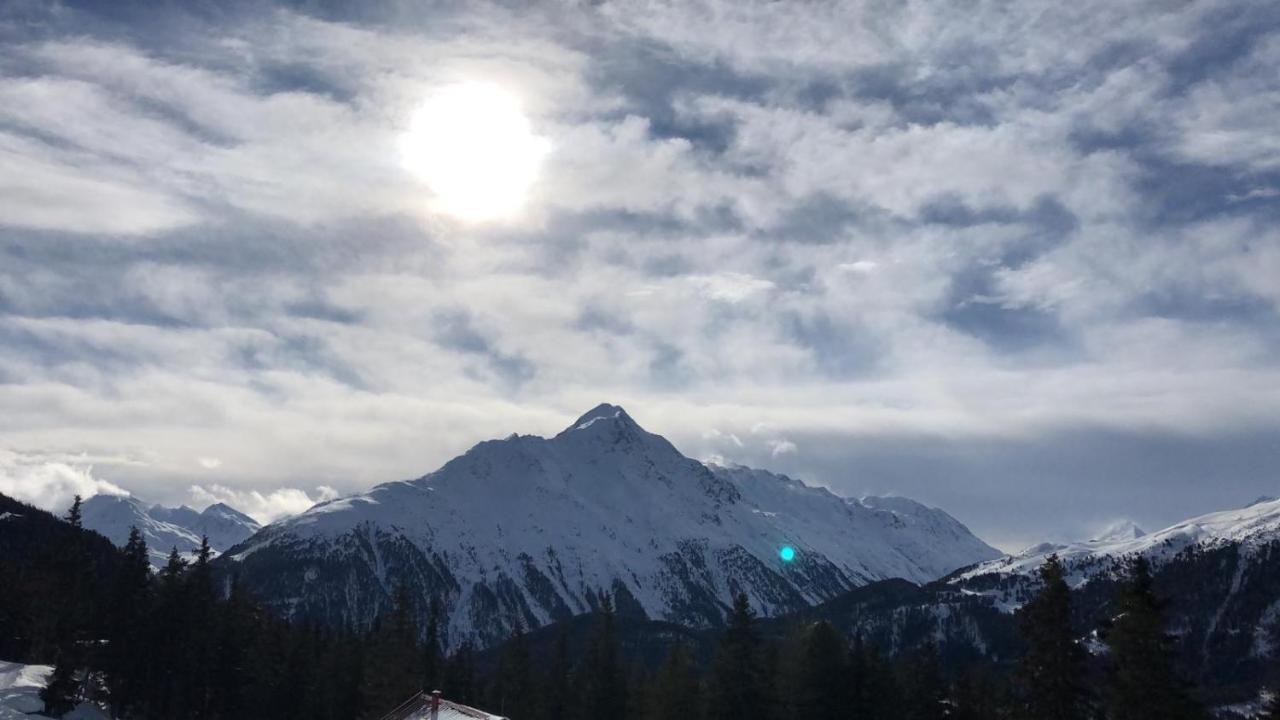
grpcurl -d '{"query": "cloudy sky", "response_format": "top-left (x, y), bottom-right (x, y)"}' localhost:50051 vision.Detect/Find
top-left (1, 0), bottom-right (1278, 550)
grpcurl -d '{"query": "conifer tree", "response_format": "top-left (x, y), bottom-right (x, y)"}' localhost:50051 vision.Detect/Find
top-left (1017, 554), bottom-right (1090, 720)
top-left (444, 641), bottom-right (477, 706)
top-left (646, 642), bottom-right (702, 720)
top-left (105, 526), bottom-right (153, 716)
top-left (538, 625), bottom-right (572, 720)
top-left (794, 621), bottom-right (849, 720)
top-left (951, 667), bottom-right (1012, 720)
top-left (847, 634), bottom-right (874, 718)
top-left (496, 620), bottom-right (534, 719)
top-left (188, 536), bottom-right (217, 718)
top-left (153, 547), bottom-right (191, 718)
top-left (42, 495), bottom-right (92, 716)
top-left (577, 594), bottom-right (626, 720)
top-left (707, 593), bottom-right (769, 720)
top-left (862, 641), bottom-right (904, 720)
top-left (65, 494), bottom-right (83, 528)
top-left (1103, 557), bottom-right (1206, 720)
top-left (900, 642), bottom-right (947, 720)
top-left (211, 575), bottom-right (258, 719)
top-left (360, 585), bottom-right (425, 718)
top-left (423, 595), bottom-right (443, 692)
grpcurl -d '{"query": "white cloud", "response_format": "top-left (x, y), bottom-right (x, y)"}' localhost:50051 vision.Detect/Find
top-left (769, 439), bottom-right (798, 457)
top-left (688, 272), bottom-right (775, 303)
top-left (0, 448), bottom-right (130, 513)
top-left (188, 483), bottom-right (341, 524)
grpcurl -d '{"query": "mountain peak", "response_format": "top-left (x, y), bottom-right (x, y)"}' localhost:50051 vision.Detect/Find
top-left (562, 403), bottom-right (637, 434)
top-left (1092, 519), bottom-right (1146, 543)
top-left (202, 502), bottom-right (259, 525)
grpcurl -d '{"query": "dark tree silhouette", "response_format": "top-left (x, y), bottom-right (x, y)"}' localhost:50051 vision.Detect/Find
top-left (1017, 554), bottom-right (1091, 719)
top-left (707, 593), bottom-right (770, 720)
top-left (576, 594), bottom-right (626, 720)
top-left (1104, 557), bottom-right (1206, 720)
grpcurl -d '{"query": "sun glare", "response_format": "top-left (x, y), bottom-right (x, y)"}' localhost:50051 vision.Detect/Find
top-left (400, 82), bottom-right (549, 222)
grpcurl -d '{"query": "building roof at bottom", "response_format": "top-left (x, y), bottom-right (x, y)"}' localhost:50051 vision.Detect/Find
top-left (380, 692), bottom-right (507, 720)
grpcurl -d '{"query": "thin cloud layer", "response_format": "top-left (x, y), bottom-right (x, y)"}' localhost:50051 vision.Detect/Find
top-left (1, 1), bottom-right (1277, 546)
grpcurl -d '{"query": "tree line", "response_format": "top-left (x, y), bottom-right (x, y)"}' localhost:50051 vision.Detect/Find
top-left (7, 496), bottom-right (1280, 719)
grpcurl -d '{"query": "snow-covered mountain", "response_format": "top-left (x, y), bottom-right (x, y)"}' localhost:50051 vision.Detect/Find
top-left (80, 494), bottom-right (260, 566)
top-left (221, 403), bottom-right (999, 649)
top-left (957, 496), bottom-right (1280, 584)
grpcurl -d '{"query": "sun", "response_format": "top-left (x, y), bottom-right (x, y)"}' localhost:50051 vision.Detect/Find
top-left (400, 82), bottom-right (550, 222)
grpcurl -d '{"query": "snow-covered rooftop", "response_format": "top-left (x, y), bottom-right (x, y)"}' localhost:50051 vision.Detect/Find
top-left (379, 692), bottom-right (506, 720)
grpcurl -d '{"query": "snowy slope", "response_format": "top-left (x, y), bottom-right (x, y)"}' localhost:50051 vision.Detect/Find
top-left (0, 661), bottom-right (48, 719)
top-left (151, 502), bottom-right (260, 551)
top-left (223, 404), bottom-right (999, 649)
top-left (81, 494), bottom-right (260, 566)
top-left (0, 661), bottom-right (105, 720)
top-left (958, 496), bottom-right (1280, 583)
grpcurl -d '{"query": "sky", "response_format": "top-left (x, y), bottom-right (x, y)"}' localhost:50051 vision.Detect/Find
top-left (1, 0), bottom-right (1278, 551)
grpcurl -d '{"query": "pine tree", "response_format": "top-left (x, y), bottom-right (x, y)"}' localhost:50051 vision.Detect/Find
top-left (646, 642), bottom-right (702, 720)
top-left (900, 642), bottom-right (947, 720)
top-left (360, 585), bottom-right (425, 718)
top-left (952, 666), bottom-right (1013, 720)
top-left (847, 634), bottom-right (873, 719)
top-left (496, 620), bottom-right (534, 719)
top-left (793, 621), bottom-right (849, 720)
top-left (65, 495), bottom-right (83, 528)
top-left (707, 593), bottom-right (769, 720)
top-left (577, 594), bottom-right (626, 720)
top-left (105, 526), bottom-right (153, 717)
top-left (211, 576), bottom-right (259, 719)
top-left (538, 625), bottom-right (572, 720)
top-left (188, 535), bottom-right (217, 718)
top-left (1017, 554), bottom-right (1090, 720)
top-left (152, 547), bottom-right (191, 718)
top-left (1103, 557), bottom-right (1206, 720)
top-left (861, 641), bottom-right (904, 720)
top-left (42, 495), bottom-right (92, 716)
top-left (423, 595), bottom-right (443, 692)
top-left (444, 642), bottom-right (477, 706)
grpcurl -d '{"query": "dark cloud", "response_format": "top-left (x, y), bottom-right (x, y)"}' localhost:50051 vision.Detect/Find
top-left (1164, 1), bottom-right (1280, 94)
top-left (586, 38), bottom-right (769, 154)
top-left (433, 310), bottom-right (536, 387)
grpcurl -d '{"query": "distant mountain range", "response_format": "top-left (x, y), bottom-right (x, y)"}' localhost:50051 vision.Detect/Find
top-left (216, 403), bottom-right (1001, 649)
top-left (957, 494), bottom-right (1280, 587)
top-left (80, 494), bottom-right (260, 565)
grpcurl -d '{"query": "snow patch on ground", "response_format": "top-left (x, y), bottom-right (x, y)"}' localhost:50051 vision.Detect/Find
top-left (0, 660), bottom-right (50, 718)
top-left (0, 660), bottom-right (106, 720)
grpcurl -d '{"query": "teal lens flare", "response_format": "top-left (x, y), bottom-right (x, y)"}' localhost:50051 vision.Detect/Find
top-left (779, 545), bottom-right (796, 562)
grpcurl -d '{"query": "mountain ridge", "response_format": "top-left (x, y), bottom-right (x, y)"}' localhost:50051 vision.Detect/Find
top-left (80, 493), bottom-right (261, 565)
top-left (219, 403), bottom-right (1000, 650)
top-left (957, 495), bottom-right (1280, 587)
